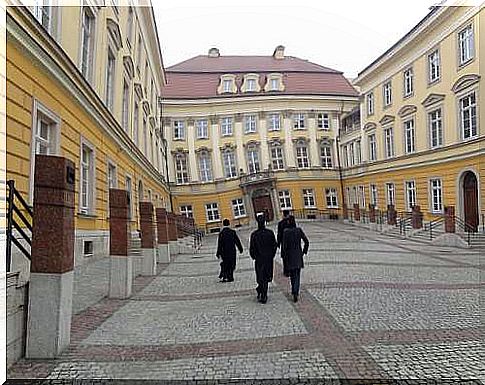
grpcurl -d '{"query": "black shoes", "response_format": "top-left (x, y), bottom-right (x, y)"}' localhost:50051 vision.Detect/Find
top-left (260, 295), bottom-right (267, 304)
top-left (293, 293), bottom-right (298, 303)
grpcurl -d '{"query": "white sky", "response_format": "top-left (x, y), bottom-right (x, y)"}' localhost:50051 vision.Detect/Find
top-left (152, 0), bottom-right (437, 79)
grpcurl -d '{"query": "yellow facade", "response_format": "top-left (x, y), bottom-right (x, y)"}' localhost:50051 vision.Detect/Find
top-left (6, 4), bottom-right (169, 271)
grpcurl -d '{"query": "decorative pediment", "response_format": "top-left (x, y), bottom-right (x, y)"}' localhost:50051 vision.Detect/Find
top-left (293, 136), bottom-right (309, 144)
top-left (319, 137), bottom-right (332, 145)
top-left (379, 115), bottom-right (395, 126)
top-left (195, 146), bottom-right (212, 154)
top-left (107, 18), bottom-right (123, 51)
top-left (268, 138), bottom-right (284, 146)
top-left (451, 74), bottom-right (480, 94)
top-left (220, 143), bottom-right (236, 151)
top-left (363, 122), bottom-right (377, 131)
top-left (244, 140), bottom-right (260, 148)
top-left (421, 93), bottom-right (445, 108)
top-left (171, 147), bottom-right (189, 155)
top-left (123, 56), bottom-right (135, 79)
top-left (397, 105), bottom-right (417, 117)
top-left (134, 82), bottom-right (144, 100)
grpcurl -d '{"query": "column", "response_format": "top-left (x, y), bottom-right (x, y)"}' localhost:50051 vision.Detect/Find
top-left (108, 188), bottom-right (133, 299)
top-left (27, 155), bottom-right (75, 358)
top-left (187, 119), bottom-right (198, 182)
top-left (308, 113), bottom-right (320, 167)
top-left (139, 201), bottom-right (157, 276)
top-left (235, 114), bottom-right (246, 174)
top-left (259, 112), bottom-right (270, 169)
top-left (283, 111), bottom-right (295, 168)
top-left (211, 117), bottom-right (223, 180)
top-left (156, 208), bottom-right (170, 263)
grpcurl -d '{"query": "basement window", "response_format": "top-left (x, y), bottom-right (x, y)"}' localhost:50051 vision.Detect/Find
top-left (83, 240), bottom-right (94, 257)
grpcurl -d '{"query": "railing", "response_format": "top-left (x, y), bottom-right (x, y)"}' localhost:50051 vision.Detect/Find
top-left (6, 180), bottom-right (33, 272)
top-left (423, 216), bottom-right (445, 241)
top-left (239, 170), bottom-right (275, 186)
top-left (290, 208), bottom-right (340, 221)
top-left (455, 216), bottom-right (476, 245)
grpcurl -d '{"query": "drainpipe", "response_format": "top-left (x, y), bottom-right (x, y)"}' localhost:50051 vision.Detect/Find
top-left (336, 101), bottom-right (346, 213)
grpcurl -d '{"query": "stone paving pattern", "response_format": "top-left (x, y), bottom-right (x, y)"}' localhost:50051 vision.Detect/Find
top-left (8, 220), bottom-right (485, 381)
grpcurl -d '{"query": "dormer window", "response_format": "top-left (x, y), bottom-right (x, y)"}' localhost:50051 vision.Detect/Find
top-left (265, 73), bottom-right (284, 92)
top-left (270, 78), bottom-right (279, 91)
top-left (247, 79), bottom-right (256, 92)
top-left (242, 74), bottom-right (260, 93)
top-left (223, 79), bottom-right (232, 93)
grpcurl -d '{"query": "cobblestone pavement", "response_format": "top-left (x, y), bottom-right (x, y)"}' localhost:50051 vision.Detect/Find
top-left (8, 220), bottom-right (485, 381)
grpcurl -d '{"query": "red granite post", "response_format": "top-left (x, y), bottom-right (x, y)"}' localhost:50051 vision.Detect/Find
top-left (139, 201), bottom-right (157, 275)
top-left (343, 204), bottom-right (348, 220)
top-left (156, 208), bottom-right (170, 263)
top-left (369, 204), bottom-right (376, 223)
top-left (167, 212), bottom-right (179, 255)
top-left (412, 205), bottom-right (423, 229)
top-left (108, 189), bottom-right (132, 299)
top-left (445, 206), bottom-right (455, 233)
top-left (387, 204), bottom-right (397, 226)
top-left (353, 203), bottom-right (360, 222)
top-left (27, 155), bottom-right (75, 358)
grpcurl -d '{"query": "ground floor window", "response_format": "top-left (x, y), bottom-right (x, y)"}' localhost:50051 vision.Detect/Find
top-left (386, 183), bottom-right (395, 207)
top-left (232, 198), bottom-right (246, 218)
top-left (303, 189), bottom-right (316, 208)
top-left (278, 190), bottom-right (292, 210)
top-left (405, 181), bottom-right (416, 211)
top-left (430, 178), bottom-right (443, 213)
top-left (180, 205), bottom-right (193, 218)
top-left (205, 203), bottom-right (220, 222)
top-left (325, 188), bottom-right (338, 208)
top-left (370, 184), bottom-right (378, 208)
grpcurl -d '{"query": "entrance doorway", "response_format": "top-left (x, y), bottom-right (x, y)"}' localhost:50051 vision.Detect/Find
top-left (463, 171), bottom-right (479, 232)
top-left (252, 195), bottom-right (274, 222)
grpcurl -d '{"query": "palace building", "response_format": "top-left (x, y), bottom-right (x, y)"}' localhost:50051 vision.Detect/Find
top-left (6, 3), bottom-right (170, 275)
top-left (162, 46), bottom-right (359, 230)
top-left (342, 4), bottom-right (484, 230)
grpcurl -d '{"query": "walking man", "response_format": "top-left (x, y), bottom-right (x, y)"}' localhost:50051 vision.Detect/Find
top-left (281, 215), bottom-right (309, 302)
top-left (216, 219), bottom-right (243, 282)
top-left (250, 215), bottom-right (277, 303)
top-left (276, 210), bottom-right (290, 248)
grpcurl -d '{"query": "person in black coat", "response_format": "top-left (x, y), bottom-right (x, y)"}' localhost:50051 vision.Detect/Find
top-left (216, 219), bottom-right (243, 282)
top-left (276, 210), bottom-right (290, 248)
top-left (281, 215), bottom-right (309, 302)
top-left (249, 215), bottom-right (277, 304)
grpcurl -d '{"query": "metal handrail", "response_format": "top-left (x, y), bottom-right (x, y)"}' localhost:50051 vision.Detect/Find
top-left (399, 215), bottom-right (413, 236)
top-left (454, 216), bottom-right (476, 246)
top-left (6, 180), bottom-right (33, 272)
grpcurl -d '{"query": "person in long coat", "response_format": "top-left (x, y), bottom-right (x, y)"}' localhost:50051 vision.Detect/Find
top-left (216, 219), bottom-right (243, 282)
top-left (249, 215), bottom-right (277, 303)
top-left (281, 215), bottom-right (309, 302)
top-left (276, 210), bottom-right (290, 248)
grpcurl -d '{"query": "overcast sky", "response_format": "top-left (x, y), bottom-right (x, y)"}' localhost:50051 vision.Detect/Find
top-left (152, 0), bottom-right (438, 79)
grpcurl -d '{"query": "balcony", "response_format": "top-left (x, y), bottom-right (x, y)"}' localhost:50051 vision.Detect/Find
top-left (239, 170), bottom-right (275, 188)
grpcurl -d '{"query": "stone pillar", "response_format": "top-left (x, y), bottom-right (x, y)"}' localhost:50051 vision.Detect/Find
top-left (168, 212), bottom-right (179, 256)
top-left (259, 112), bottom-right (269, 169)
top-left (235, 115), bottom-right (246, 174)
top-left (353, 203), bottom-right (360, 222)
top-left (283, 111), bottom-right (295, 168)
top-left (308, 113), bottom-right (320, 167)
top-left (187, 120), bottom-right (198, 182)
top-left (139, 201), bottom-right (157, 275)
top-left (445, 206), bottom-right (455, 233)
top-left (369, 204), bottom-right (376, 223)
top-left (412, 205), bottom-right (423, 229)
top-left (108, 189), bottom-right (133, 299)
top-left (27, 155), bottom-right (75, 359)
top-left (387, 204), bottom-right (397, 226)
top-left (156, 208), bottom-right (170, 263)
top-left (211, 117), bottom-right (223, 180)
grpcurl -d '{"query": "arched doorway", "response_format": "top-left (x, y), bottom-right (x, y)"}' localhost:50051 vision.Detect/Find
top-left (463, 171), bottom-right (479, 232)
top-left (251, 188), bottom-right (274, 222)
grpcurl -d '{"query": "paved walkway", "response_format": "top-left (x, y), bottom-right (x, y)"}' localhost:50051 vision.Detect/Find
top-left (8, 221), bottom-right (485, 380)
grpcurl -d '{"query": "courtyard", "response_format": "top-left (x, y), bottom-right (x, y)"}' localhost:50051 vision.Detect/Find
top-left (8, 220), bottom-right (485, 380)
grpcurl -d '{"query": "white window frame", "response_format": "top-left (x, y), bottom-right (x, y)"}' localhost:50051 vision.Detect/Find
top-left (278, 190), bottom-right (292, 210)
top-left (355, 140), bottom-right (362, 165)
top-left (173, 120), bottom-right (185, 140)
top-left (303, 189), bottom-right (316, 208)
top-left (196, 119), bottom-right (209, 139)
top-left (232, 198), bottom-right (246, 218)
top-left (293, 113), bottom-right (306, 129)
top-left (107, 160), bottom-right (117, 190)
top-left (429, 178), bottom-right (443, 214)
top-left (223, 79), bottom-right (232, 93)
top-left (317, 113), bottom-right (330, 130)
top-left (428, 108), bottom-right (443, 148)
top-left (383, 81), bottom-right (392, 106)
top-left (384, 126), bottom-right (395, 159)
top-left (175, 153), bottom-right (189, 184)
top-left (386, 182), bottom-right (395, 207)
top-left (296, 142), bottom-right (310, 168)
top-left (247, 147), bottom-right (260, 174)
top-left (222, 149), bottom-right (237, 178)
top-left (105, 47), bottom-right (116, 111)
top-left (180, 205), bottom-right (193, 218)
top-left (370, 184), bottom-right (378, 208)
top-left (403, 67), bottom-right (414, 97)
top-left (121, 77), bottom-right (130, 133)
top-left (205, 202), bottom-right (220, 222)
top-left (244, 115), bottom-right (257, 134)
top-left (366, 92), bottom-right (374, 116)
top-left (325, 188), bottom-right (338, 208)
top-left (404, 118), bottom-right (416, 154)
top-left (125, 174), bottom-right (133, 219)
top-left (358, 185), bottom-right (366, 208)
top-left (79, 137), bottom-right (96, 215)
top-left (270, 145), bottom-right (285, 170)
top-left (198, 151), bottom-right (213, 182)
top-left (405, 180), bottom-right (417, 211)
top-left (428, 49), bottom-right (441, 84)
top-left (80, 6), bottom-right (95, 83)
top-left (458, 24), bottom-right (474, 66)
top-left (33, 0), bottom-right (53, 33)
top-left (320, 143), bottom-right (333, 168)
top-left (268, 113), bottom-right (281, 131)
top-left (221, 117), bottom-right (233, 136)
top-left (29, 100), bottom-right (61, 203)
top-left (368, 133), bottom-right (377, 161)
top-left (246, 78), bottom-right (256, 92)
top-left (459, 91), bottom-right (478, 140)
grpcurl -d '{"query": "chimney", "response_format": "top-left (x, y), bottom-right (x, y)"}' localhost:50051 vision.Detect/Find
top-left (208, 47), bottom-right (220, 58)
top-left (273, 45), bottom-right (285, 60)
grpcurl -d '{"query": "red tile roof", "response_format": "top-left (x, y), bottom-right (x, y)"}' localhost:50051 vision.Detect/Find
top-left (162, 55), bottom-right (358, 99)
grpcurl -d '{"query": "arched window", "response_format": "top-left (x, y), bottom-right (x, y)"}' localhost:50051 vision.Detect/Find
top-left (295, 140), bottom-right (309, 168)
top-left (222, 149), bottom-right (237, 178)
top-left (246, 144), bottom-right (260, 174)
top-left (138, 180), bottom-right (144, 202)
top-left (174, 153), bottom-right (189, 184)
top-left (198, 150), bottom-right (213, 182)
top-left (320, 141), bottom-right (333, 168)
